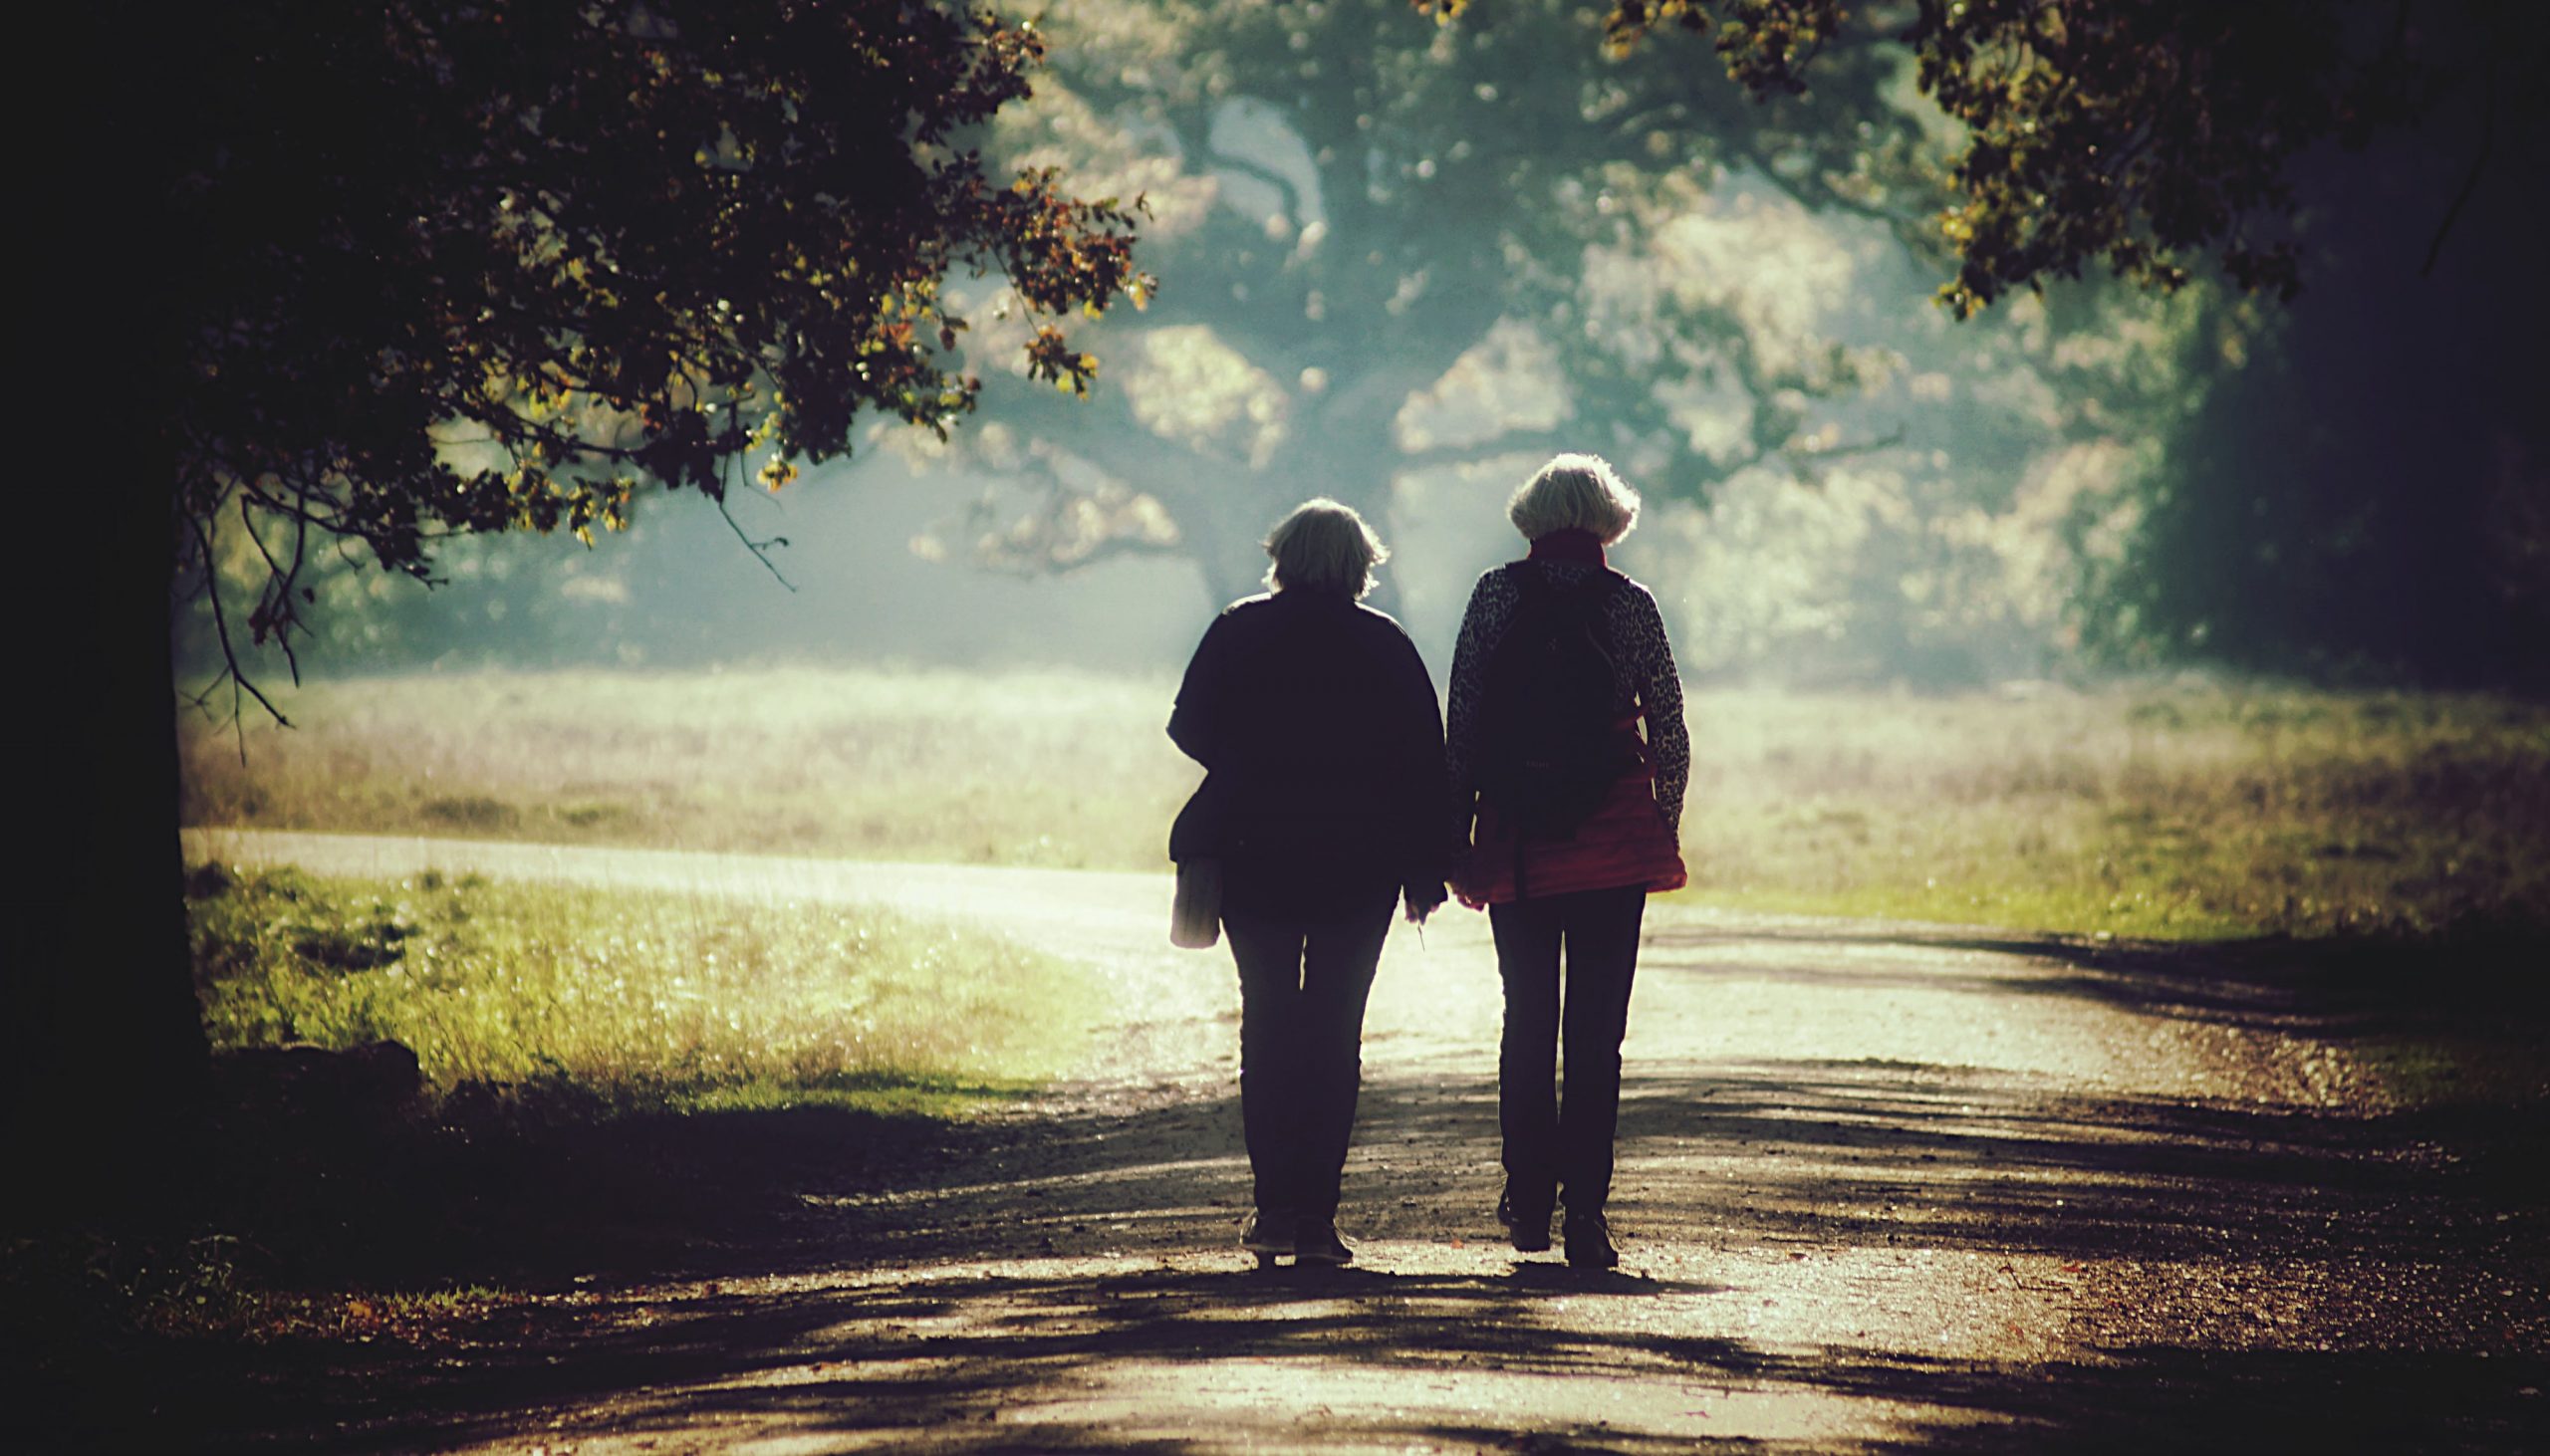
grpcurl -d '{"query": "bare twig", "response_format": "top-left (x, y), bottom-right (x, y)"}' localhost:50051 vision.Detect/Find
top-left (235, 490), bottom-right (289, 582)
top-left (2421, 64), bottom-right (2495, 278)
top-left (184, 511), bottom-right (293, 761)
top-left (175, 676), bottom-right (225, 716)
top-left (235, 481), bottom-right (353, 535)
top-left (284, 500), bottom-right (311, 687)
top-left (235, 492), bottom-right (306, 687)
top-left (714, 455), bottom-right (796, 591)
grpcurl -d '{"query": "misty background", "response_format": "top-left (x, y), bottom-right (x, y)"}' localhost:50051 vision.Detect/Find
top-left (174, 2), bottom-right (2547, 696)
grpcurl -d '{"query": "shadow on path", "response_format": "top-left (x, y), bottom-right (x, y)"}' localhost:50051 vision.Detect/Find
top-left (322, 1259), bottom-right (2543, 1455)
top-left (108, 1045), bottom-right (2541, 1453)
top-left (1641, 917), bottom-right (2550, 1037)
top-left (49, 918), bottom-right (2550, 1453)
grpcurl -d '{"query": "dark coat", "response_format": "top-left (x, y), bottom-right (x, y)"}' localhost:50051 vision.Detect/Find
top-left (1168, 590), bottom-right (1449, 913)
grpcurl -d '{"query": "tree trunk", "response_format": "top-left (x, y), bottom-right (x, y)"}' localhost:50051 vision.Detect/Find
top-left (8, 474), bottom-right (211, 1227)
top-left (1256, 416), bottom-right (1412, 615)
top-left (9, 12), bottom-right (214, 1226)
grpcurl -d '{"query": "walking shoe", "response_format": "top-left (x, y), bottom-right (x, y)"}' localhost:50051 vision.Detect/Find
top-left (1497, 1188), bottom-right (1553, 1254)
top-left (1563, 1210), bottom-right (1619, 1270)
top-left (1294, 1218), bottom-right (1355, 1266)
top-left (1240, 1211), bottom-right (1292, 1258)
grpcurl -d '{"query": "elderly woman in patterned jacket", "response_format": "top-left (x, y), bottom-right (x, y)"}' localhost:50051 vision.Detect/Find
top-left (1446, 454), bottom-right (1688, 1270)
top-left (1169, 498), bottom-right (1450, 1268)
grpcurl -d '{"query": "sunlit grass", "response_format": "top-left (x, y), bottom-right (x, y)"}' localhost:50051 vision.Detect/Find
top-left (181, 664), bottom-right (1195, 869)
top-left (16, 863), bottom-right (1094, 1365)
top-left (182, 666), bottom-right (2550, 943)
top-left (186, 862), bottom-right (1093, 1112)
top-left (1674, 685), bottom-right (2550, 939)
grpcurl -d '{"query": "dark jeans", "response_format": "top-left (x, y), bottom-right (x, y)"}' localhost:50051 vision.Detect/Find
top-left (1223, 879), bottom-right (1396, 1222)
top-left (1489, 883), bottom-right (1646, 1217)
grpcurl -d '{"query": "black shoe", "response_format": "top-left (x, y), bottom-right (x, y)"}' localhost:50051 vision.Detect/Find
top-left (1240, 1211), bottom-right (1292, 1258)
top-left (1294, 1218), bottom-right (1354, 1266)
top-left (1564, 1210), bottom-right (1618, 1270)
top-left (1497, 1188), bottom-right (1553, 1254)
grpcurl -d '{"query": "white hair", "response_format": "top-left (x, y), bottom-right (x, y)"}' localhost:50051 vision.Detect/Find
top-left (1263, 497), bottom-right (1389, 599)
top-left (1507, 453), bottom-right (1642, 545)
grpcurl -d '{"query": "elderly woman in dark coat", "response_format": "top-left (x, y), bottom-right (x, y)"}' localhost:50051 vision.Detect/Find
top-left (1169, 498), bottom-right (1449, 1267)
top-left (1447, 454), bottom-right (1688, 1270)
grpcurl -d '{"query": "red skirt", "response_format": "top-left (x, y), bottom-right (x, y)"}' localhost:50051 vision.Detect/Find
top-left (1455, 771), bottom-right (1686, 906)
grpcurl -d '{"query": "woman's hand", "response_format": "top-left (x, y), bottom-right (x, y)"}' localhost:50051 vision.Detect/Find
top-left (1403, 878), bottom-right (1448, 924)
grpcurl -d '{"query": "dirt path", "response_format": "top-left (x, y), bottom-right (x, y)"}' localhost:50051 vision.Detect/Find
top-left (186, 830), bottom-right (2545, 1453)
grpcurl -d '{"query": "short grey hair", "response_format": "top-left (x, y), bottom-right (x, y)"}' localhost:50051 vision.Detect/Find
top-left (1263, 497), bottom-right (1389, 599)
top-left (1508, 453), bottom-right (1642, 545)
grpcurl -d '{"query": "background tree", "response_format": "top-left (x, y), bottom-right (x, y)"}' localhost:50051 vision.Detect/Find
top-left (885, 0), bottom-right (2239, 696)
top-left (26, 0), bottom-right (1145, 1218)
top-left (897, 0), bottom-right (1944, 617)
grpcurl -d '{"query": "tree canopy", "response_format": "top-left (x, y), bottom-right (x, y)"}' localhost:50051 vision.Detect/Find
top-left (167, 0), bottom-right (1146, 712)
top-left (1583, 0), bottom-right (2513, 313)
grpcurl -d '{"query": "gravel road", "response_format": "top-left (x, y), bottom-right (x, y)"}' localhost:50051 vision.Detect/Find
top-left (184, 829), bottom-right (2546, 1454)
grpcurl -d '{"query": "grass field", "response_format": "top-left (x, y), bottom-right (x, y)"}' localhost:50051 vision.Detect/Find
top-left (1680, 685), bottom-right (2550, 940)
top-left (182, 665), bottom-right (1191, 870)
top-left (186, 861), bottom-right (1092, 1113)
top-left (184, 666), bottom-right (2550, 942)
top-left (18, 859), bottom-right (1095, 1358)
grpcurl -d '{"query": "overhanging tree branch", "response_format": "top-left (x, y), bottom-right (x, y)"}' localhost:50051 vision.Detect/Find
top-left (184, 509), bottom-right (294, 748)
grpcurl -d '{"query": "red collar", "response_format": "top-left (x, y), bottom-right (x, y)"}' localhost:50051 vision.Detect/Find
top-left (1525, 529), bottom-right (1607, 567)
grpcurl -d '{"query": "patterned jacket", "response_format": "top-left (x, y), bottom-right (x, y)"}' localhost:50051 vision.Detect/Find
top-left (1445, 531), bottom-right (1689, 902)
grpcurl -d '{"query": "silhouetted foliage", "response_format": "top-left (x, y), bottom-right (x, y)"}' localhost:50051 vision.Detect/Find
top-left (2072, 143), bottom-right (2550, 689)
top-left (1587, 0), bottom-right (2527, 315)
top-left (170, 0), bottom-right (1146, 710)
top-left (1574, 0), bottom-right (2547, 686)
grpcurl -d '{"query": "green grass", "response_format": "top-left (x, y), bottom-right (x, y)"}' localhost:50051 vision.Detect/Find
top-left (2349, 1031), bottom-right (2550, 1109)
top-left (185, 666), bottom-right (2550, 944)
top-left (14, 860), bottom-right (1099, 1359)
top-left (1672, 685), bottom-right (2550, 940)
top-left (187, 861), bottom-right (1093, 1113)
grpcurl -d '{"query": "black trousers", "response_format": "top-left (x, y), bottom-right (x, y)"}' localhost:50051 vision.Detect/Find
top-left (1489, 883), bottom-right (1647, 1216)
top-left (1223, 879), bottom-right (1396, 1222)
